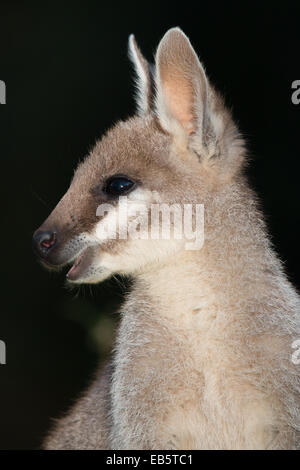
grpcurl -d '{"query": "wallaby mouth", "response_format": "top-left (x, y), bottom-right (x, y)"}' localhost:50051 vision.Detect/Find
top-left (66, 246), bottom-right (96, 282)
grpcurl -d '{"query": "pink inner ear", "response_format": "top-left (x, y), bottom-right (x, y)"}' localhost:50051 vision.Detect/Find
top-left (162, 70), bottom-right (196, 134)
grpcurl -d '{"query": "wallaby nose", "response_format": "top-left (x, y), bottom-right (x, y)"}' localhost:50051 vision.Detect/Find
top-left (33, 230), bottom-right (57, 257)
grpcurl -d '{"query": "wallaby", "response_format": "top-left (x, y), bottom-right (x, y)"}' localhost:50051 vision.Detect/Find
top-left (33, 28), bottom-right (300, 449)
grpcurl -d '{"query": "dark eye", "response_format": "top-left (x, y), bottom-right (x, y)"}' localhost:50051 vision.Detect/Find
top-left (104, 176), bottom-right (135, 196)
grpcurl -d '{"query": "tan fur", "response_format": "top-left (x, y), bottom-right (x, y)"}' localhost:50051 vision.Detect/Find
top-left (40, 28), bottom-right (300, 449)
top-left (44, 363), bottom-right (112, 449)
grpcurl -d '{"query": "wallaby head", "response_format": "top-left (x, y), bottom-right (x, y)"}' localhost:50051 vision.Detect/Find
top-left (33, 28), bottom-right (246, 284)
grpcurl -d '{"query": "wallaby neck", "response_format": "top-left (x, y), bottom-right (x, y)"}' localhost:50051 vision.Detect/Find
top-left (133, 183), bottom-right (282, 328)
top-left (135, 252), bottom-right (216, 326)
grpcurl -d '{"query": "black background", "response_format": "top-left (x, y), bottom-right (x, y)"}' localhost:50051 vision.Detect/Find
top-left (0, 1), bottom-right (299, 449)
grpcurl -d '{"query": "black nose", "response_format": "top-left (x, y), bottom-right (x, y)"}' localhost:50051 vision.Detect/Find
top-left (33, 231), bottom-right (57, 257)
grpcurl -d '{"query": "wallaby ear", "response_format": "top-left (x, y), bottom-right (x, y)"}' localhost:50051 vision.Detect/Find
top-left (155, 28), bottom-right (209, 141)
top-left (154, 28), bottom-right (245, 175)
top-left (153, 27), bottom-right (238, 164)
top-left (128, 34), bottom-right (153, 115)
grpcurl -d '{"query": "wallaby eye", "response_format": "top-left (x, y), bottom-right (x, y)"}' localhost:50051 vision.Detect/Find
top-left (104, 176), bottom-right (135, 196)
